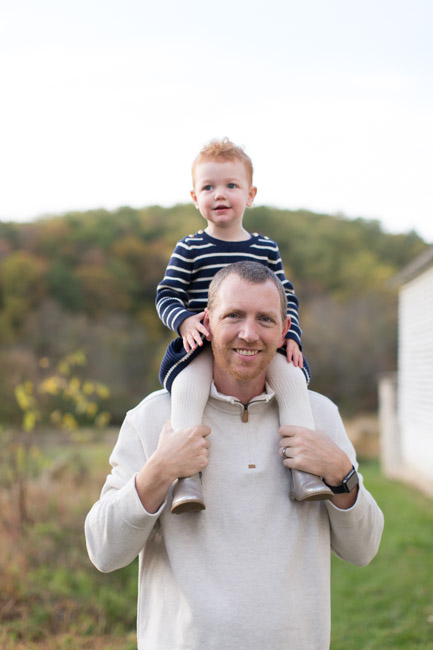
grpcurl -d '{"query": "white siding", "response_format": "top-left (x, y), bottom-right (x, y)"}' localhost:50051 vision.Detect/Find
top-left (398, 265), bottom-right (433, 479)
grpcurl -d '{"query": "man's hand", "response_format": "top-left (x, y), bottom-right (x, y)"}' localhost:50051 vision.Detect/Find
top-left (179, 312), bottom-right (210, 353)
top-left (135, 420), bottom-right (211, 513)
top-left (279, 425), bottom-right (358, 509)
top-left (285, 339), bottom-right (304, 368)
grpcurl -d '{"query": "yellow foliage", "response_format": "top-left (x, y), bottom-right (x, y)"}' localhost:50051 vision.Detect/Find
top-left (95, 411), bottom-right (111, 428)
top-left (50, 410), bottom-right (63, 425)
top-left (66, 350), bottom-right (87, 367)
top-left (95, 383), bottom-right (110, 399)
top-left (15, 383), bottom-right (36, 411)
top-left (83, 381), bottom-right (95, 395)
top-left (23, 410), bottom-right (40, 432)
top-left (39, 376), bottom-right (63, 396)
top-left (67, 377), bottom-right (81, 395)
top-left (61, 413), bottom-right (78, 430)
top-left (86, 402), bottom-right (98, 417)
top-left (57, 360), bottom-right (70, 376)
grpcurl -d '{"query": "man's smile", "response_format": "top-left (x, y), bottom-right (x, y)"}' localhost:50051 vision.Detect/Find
top-left (234, 348), bottom-right (261, 357)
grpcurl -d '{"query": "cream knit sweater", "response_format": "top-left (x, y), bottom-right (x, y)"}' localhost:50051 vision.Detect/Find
top-left (85, 386), bottom-right (384, 650)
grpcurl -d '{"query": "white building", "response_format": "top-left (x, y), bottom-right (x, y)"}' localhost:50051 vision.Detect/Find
top-left (379, 246), bottom-right (433, 497)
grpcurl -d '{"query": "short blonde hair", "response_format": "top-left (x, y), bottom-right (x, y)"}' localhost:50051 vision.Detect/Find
top-left (192, 137), bottom-right (254, 186)
top-left (208, 261), bottom-right (287, 324)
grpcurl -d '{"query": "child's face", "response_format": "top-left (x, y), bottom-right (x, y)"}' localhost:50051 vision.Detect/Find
top-left (191, 159), bottom-right (257, 233)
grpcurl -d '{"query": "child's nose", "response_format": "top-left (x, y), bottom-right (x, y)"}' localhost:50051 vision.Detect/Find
top-left (214, 187), bottom-right (226, 200)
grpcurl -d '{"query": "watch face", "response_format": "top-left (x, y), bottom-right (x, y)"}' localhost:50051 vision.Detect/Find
top-left (344, 470), bottom-right (359, 492)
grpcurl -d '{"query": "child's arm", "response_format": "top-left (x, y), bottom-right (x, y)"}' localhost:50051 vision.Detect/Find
top-left (286, 339), bottom-right (304, 368)
top-left (266, 239), bottom-right (304, 362)
top-left (179, 312), bottom-right (209, 353)
top-left (155, 238), bottom-right (198, 335)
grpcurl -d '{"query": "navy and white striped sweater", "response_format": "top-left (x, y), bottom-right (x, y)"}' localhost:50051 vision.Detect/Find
top-left (156, 230), bottom-right (302, 347)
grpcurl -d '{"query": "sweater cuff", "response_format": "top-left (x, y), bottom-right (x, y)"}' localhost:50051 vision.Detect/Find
top-left (325, 483), bottom-right (366, 523)
top-left (114, 475), bottom-right (167, 528)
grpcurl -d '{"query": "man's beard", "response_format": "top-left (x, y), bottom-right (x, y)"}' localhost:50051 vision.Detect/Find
top-left (210, 338), bottom-right (276, 383)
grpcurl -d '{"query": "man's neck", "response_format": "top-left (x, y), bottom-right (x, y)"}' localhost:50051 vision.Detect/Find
top-left (213, 370), bottom-right (266, 406)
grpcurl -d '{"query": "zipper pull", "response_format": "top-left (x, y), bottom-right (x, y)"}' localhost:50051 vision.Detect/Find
top-left (242, 405), bottom-right (249, 423)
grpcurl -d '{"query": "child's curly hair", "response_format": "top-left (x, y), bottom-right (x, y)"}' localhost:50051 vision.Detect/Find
top-left (192, 137), bottom-right (254, 185)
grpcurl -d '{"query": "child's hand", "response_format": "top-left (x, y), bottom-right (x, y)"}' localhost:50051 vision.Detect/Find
top-left (286, 339), bottom-right (304, 369)
top-left (179, 312), bottom-right (209, 353)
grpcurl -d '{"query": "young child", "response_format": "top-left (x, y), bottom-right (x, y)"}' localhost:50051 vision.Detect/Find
top-left (156, 137), bottom-right (333, 513)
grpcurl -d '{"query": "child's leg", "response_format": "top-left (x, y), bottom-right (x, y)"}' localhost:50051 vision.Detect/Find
top-left (267, 353), bottom-right (315, 429)
top-left (171, 346), bottom-right (213, 431)
top-left (267, 353), bottom-right (333, 501)
top-left (170, 347), bottom-right (213, 514)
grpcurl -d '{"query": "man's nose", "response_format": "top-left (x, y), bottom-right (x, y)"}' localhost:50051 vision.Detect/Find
top-left (239, 318), bottom-right (259, 342)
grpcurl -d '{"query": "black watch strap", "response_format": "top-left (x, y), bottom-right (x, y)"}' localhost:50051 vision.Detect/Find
top-left (324, 466), bottom-right (359, 494)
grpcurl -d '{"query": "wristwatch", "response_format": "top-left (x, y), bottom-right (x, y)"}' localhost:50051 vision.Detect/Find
top-left (324, 466), bottom-right (359, 494)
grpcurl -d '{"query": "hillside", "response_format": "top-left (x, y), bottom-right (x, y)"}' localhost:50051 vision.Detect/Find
top-left (0, 205), bottom-right (427, 421)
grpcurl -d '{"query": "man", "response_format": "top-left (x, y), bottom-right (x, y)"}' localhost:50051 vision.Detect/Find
top-left (85, 261), bottom-right (384, 650)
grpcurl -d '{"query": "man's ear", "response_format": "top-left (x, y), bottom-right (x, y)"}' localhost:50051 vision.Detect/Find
top-left (203, 308), bottom-right (212, 341)
top-left (279, 317), bottom-right (290, 346)
top-left (190, 189), bottom-right (199, 209)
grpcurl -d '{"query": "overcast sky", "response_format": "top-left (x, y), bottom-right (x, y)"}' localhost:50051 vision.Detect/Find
top-left (1, 0), bottom-right (432, 242)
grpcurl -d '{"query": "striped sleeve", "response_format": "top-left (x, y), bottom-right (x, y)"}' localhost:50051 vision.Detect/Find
top-left (259, 238), bottom-right (302, 348)
top-left (155, 238), bottom-right (199, 333)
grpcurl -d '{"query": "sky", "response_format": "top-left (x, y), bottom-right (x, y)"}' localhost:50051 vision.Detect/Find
top-left (1, 0), bottom-right (432, 243)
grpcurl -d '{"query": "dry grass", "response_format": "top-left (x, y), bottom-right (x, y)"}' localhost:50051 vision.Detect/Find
top-left (0, 432), bottom-right (137, 649)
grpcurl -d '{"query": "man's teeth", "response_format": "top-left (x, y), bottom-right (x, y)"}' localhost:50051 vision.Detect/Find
top-left (236, 349), bottom-right (257, 356)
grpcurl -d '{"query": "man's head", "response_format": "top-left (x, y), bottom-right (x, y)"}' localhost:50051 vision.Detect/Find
top-left (207, 262), bottom-right (288, 323)
top-left (204, 262), bottom-right (290, 402)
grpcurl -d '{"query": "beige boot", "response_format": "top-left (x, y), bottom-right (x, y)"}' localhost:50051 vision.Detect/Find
top-left (290, 469), bottom-right (334, 501)
top-left (171, 473), bottom-right (206, 514)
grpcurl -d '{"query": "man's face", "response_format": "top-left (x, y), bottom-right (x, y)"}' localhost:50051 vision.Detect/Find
top-left (204, 274), bottom-right (290, 398)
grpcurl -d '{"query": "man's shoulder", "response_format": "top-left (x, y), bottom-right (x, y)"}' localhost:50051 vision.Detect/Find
top-left (308, 390), bottom-right (339, 418)
top-left (126, 389), bottom-right (171, 421)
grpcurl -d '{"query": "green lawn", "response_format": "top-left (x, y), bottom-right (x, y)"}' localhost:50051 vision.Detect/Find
top-left (1, 438), bottom-right (433, 649)
top-left (331, 460), bottom-right (433, 649)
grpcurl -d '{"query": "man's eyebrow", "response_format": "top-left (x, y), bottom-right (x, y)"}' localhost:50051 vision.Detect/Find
top-left (257, 310), bottom-right (278, 319)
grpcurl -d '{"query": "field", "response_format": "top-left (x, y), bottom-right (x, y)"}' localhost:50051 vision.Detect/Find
top-left (1, 429), bottom-right (432, 649)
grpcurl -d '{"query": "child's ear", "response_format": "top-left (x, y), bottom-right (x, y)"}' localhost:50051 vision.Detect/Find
top-left (246, 186), bottom-right (257, 207)
top-left (190, 190), bottom-right (199, 209)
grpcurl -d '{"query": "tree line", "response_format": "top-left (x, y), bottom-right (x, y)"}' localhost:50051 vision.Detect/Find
top-left (0, 204), bottom-right (427, 423)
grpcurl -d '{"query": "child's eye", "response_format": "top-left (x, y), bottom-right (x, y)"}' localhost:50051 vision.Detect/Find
top-left (203, 184), bottom-right (213, 191)
top-left (227, 183), bottom-right (236, 189)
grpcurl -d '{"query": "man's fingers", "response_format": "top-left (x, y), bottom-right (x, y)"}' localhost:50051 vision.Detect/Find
top-left (279, 424), bottom-right (299, 438)
top-left (195, 425), bottom-right (211, 438)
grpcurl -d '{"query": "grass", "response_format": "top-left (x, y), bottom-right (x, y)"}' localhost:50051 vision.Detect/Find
top-left (0, 431), bottom-right (139, 650)
top-left (1, 434), bottom-right (433, 649)
top-left (331, 460), bottom-right (433, 649)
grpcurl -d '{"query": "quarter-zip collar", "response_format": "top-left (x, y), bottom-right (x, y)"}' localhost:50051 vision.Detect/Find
top-left (208, 381), bottom-right (275, 421)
